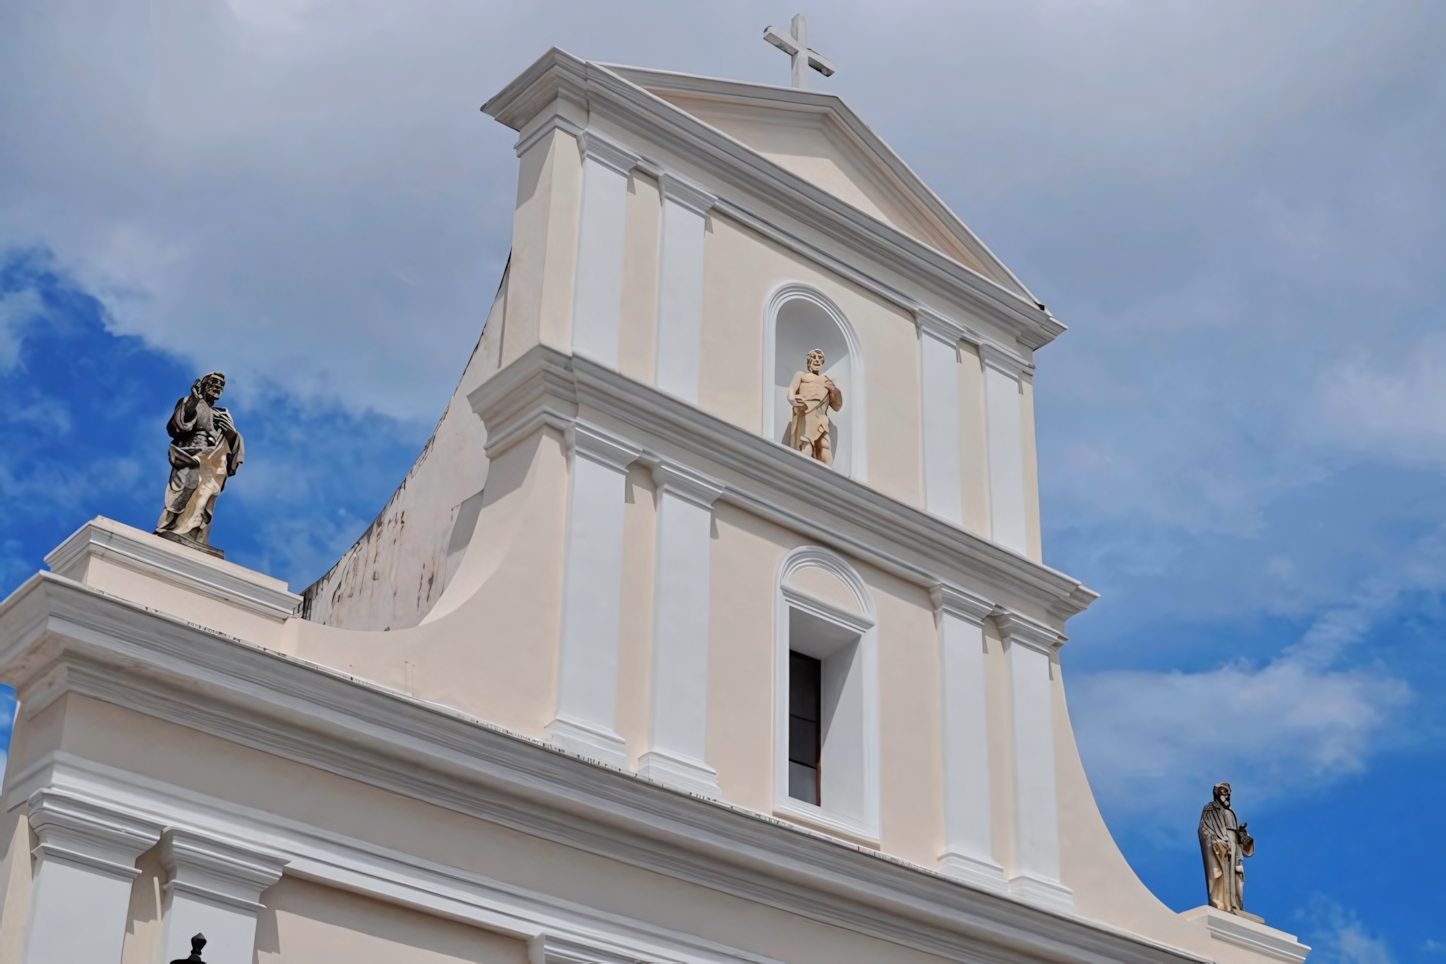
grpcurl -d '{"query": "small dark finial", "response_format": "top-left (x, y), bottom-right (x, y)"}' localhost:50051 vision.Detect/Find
top-left (170, 933), bottom-right (207, 964)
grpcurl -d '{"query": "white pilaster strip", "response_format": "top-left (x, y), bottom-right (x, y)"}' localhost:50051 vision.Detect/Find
top-left (160, 829), bottom-right (286, 964)
top-left (639, 459), bottom-right (725, 798)
top-left (917, 309), bottom-right (965, 525)
top-left (571, 132), bottom-right (639, 368)
top-left (981, 345), bottom-right (1029, 554)
top-left (548, 423), bottom-right (642, 769)
top-left (654, 173), bottom-right (715, 404)
top-left (23, 789), bottom-right (164, 964)
top-left (995, 610), bottom-right (1074, 913)
top-left (930, 585), bottom-right (1006, 892)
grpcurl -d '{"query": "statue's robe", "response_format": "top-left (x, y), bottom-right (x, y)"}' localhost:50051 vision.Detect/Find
top-left (787, 372), bottom-right (841, 456)
top-left (1198, 800), bottom-right (1254, 913)
top-left (155, 395), bottom-right (243, 547)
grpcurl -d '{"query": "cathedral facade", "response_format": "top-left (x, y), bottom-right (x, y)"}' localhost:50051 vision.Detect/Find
top-left (0, 50), bottom-right (1307, 964)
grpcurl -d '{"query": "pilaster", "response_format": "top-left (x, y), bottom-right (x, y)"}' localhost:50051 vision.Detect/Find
top-left (994, 609), bottom-right (1074, 913)
top-left (160, 828), bottom-right (286, 964)
top-left (549, 423), bottom-right (642, 768)
top-left (571, 131), bottom-right (640, 369)
top-left (930, 585), bottom-right (1006, 892)
top-left (654, 173), bottom-right (715, 404)
top-left (917, 308), bottom-right (966, 525)
top-left (24, 789), bottom-right (164, 964)
top-left (638, 459), bottom-right (725, 798)
top-left (980, 344), bottom-right (1031, 554)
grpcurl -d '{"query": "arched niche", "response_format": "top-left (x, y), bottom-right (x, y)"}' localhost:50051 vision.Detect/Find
top-left (763, 285), bottom-right (867, 480)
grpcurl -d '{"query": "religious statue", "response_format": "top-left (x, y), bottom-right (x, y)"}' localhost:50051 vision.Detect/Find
top-left (155, 372), bottom-right (243, 556)
top-left (787, 349), bottom-right (843, 465)
top-left (1198, 782), bottom-right (1255, 915)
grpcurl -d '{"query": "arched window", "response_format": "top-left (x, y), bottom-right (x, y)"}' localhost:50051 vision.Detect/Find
top-left (774, 546), bottom-right (880, 842)
top-left (763, 285), bottom-right (866, 480)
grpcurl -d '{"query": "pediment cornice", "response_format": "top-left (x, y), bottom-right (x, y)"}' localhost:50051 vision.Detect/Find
top-left (481, 50), bottom-right (1066, 351)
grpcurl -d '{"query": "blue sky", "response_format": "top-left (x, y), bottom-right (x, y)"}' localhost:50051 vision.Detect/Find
top-left (2, 2), bottom-right (1443, 960)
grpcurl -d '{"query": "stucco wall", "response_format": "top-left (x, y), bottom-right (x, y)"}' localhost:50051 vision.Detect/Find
top-left (257, 877), bottom-right (529, 964)
top-left (299, 269), bottom-right (508, 631)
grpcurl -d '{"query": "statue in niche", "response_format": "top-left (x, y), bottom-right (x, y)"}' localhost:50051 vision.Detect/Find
top-left (1198, 782), bottom-right (1255, 916)
top-left (787, 349), bottom-right (843, 465)
top-left (155, 372), bottom-right (243, 557)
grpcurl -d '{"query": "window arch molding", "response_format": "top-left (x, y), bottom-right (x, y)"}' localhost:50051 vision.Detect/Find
top-left (762, 283), bottom-right (868, 481)
top-left (773, 545), bottom-right (881, 843)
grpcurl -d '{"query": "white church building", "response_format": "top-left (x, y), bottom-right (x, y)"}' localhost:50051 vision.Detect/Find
top-left (0, 44), bottom-right (1309, 964)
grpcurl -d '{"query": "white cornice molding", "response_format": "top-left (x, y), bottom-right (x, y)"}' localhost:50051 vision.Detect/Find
top-left (930, 584), bottom-right (995, 626)
top-left (485, 47), bottom-right (590, 139)
top-left (979, 341), bottom-right (1034, 379)
top-left (914, 305), bottom-right (974, 347)
top-left (779, 585), bottom-right (875, 635)
top-left (515, 113), bottom-right (586, 158)
top-left (648, 458), bottom-right (725, 510)
top-left (779, 545), bottom-right (876, 623)
top-left (577, 129), bottom-right (641, 176)
top-left (993, 609), bottom-right (1067, 655)
top-left (530, 934), bottom-right (643, 964)
top-left (481, 51), bottom-right (1066, 352)
top-left (0, 579), bottom-right (1206, 964)
top-left (161, 827), bottom-right (287, 913)
top-left (28, 787), bottom-right (165, 880)
top-left (658, 171), bottom-right (717, 215)
top-left (1181, 907), bottom-right (1309, 964)
top-left (722, 200), bottom-right (1034, 371)
top-left (469, 345), bottom-right (1097, 621)
top-left (45, 519), bottom-right (301, 620)
top-left (569, 422), bottom-right (642, 472)
top-left (599, 64), bottom-right (1046, 312)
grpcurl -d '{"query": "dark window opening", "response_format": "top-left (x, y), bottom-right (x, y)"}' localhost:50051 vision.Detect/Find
top-left (788, 651), bottom-right (821, 804)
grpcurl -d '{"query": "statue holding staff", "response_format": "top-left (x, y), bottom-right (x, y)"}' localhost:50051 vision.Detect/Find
top-left (155, 372), bottom-right (243, 556)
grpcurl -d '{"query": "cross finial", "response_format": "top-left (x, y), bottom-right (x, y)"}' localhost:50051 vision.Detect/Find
top-left (763, 15), bottom-right (835, 89)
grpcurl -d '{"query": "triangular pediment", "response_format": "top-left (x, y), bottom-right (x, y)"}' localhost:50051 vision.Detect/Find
top-left (607, 67), bottom-right (1032, 299)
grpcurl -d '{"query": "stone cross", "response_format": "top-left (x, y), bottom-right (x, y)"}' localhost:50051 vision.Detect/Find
top-left (763, 15), bottom-right (835, 89)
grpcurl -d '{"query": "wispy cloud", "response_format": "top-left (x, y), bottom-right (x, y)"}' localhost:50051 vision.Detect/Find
top-left (1068, 525), bottom-right (1446, 818)
top-left (0, 250), bottom-right (425, 594)
top-left (0, 288), bottom-right (41, 371)
top-left (1311, 335), bottom-right (1446, 468)
top-left (1299, 896), bottom-right (1395, 964)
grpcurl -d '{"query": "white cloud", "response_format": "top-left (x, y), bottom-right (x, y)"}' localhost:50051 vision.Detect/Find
top-left (1072, 657), bottom-right (1408, 818)
top-left (0, 288), bottom-right (42, 371)
top-left (1311, 335), bottom-right (1446, 467)
top-left (1300, 897), bottom-right (1396, 964)
top-left (1069, 542), bottom-right (1445, 818)
top-left (2, 0), bottom-right (1437, 425)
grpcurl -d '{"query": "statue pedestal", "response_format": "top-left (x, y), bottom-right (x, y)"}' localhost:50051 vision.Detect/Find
top-left (1181, 906), bottom-right (1310, 963)
top-left (45, 517), bottom-right (301, 650)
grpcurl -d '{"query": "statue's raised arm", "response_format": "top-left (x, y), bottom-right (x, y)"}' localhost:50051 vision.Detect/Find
top-left (155, 372), bottom-right (243, 558)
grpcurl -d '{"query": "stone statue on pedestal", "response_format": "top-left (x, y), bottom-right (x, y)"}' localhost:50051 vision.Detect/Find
top-left (155, 372), bottom-right (243, 557)
top-left (787, 349), bottom-right (842, 466)
top-left (1199, 782), bottom-right (1255, 915)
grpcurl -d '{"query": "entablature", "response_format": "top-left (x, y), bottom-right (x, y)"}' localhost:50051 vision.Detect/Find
top-left (0, 576), bottom-right (1204, 964)
top-left (468, 344), bottom-right (1096, 624)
